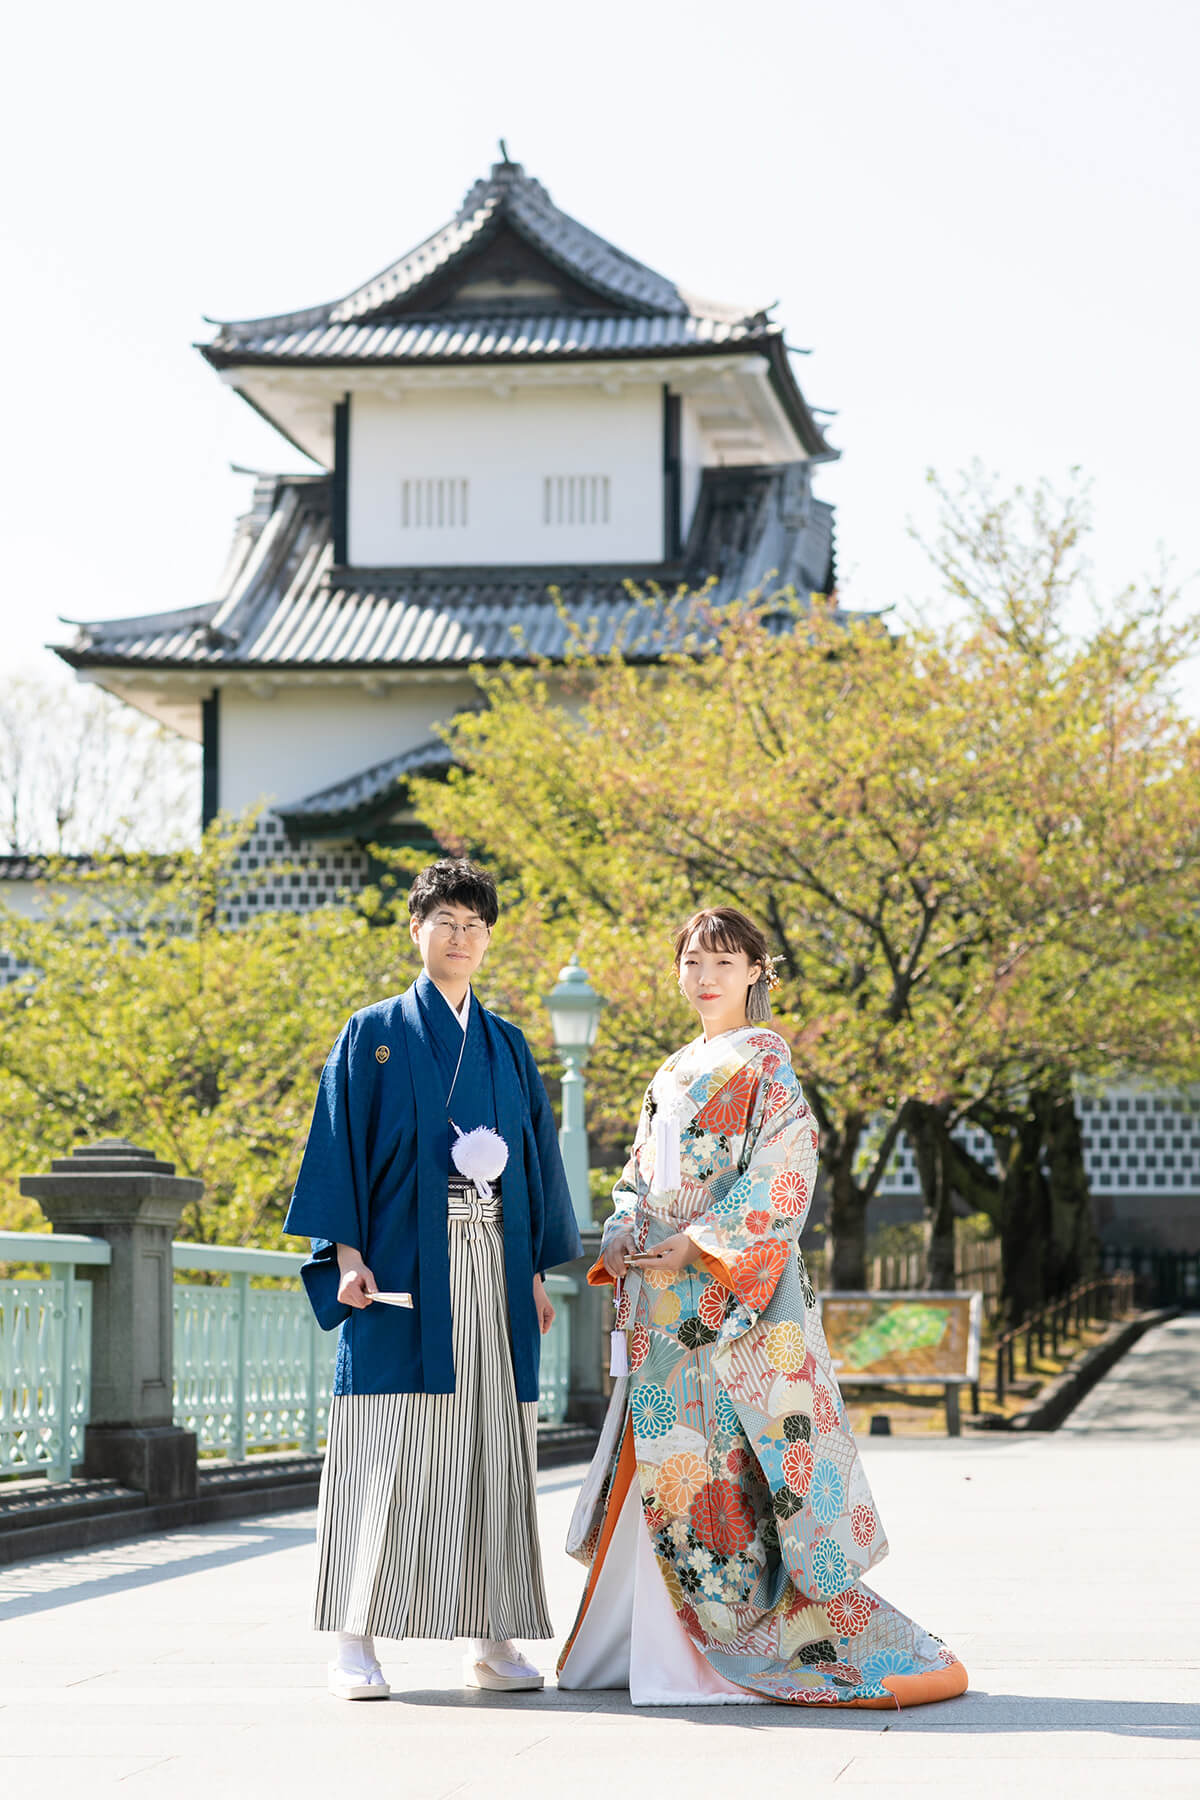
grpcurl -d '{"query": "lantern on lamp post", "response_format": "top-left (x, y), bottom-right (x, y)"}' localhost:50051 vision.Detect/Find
top-left (544, 955), bottom-right (606, 1229)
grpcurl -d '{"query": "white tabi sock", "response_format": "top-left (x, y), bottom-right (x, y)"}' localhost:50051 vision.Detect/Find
top-left (471, 1637), bottom-right (525, 1661)
top-left (335, 1631), bottom-right (379, 1674)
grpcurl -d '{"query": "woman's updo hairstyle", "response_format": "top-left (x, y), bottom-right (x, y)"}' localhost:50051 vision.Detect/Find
top-left (672, 906), bottom-right (780, 1024)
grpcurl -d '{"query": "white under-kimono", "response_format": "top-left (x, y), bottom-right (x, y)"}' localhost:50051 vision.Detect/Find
top-left (559, 1415), bottom-right (764, 1703)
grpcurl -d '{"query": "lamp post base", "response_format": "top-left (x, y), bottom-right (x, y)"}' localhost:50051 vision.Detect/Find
top-left (558, 1060), bottom-right (594, 1230)
top-left (563, 1227), bottom-right (609, 1429)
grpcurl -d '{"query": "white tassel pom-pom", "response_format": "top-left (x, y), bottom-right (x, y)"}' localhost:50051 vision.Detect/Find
top-left (451, 1124), bottom-right (509, 1199)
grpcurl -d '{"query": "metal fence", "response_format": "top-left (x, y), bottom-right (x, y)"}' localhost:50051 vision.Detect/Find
top-left (991, 1269), bottom-right (1137, 1407)
top-left (0, 1232), bottom-right (109, 1482)
top-left (805, 1236), bottom-right (1003, 1309)
top-left (1100, 1245), bottom-right (1199, 1310)
top-left (172, 1244), bottom-right (331, 1462)
top-left (807, 1240), bottom-right (1194, 1320)
top-left (1, 1231), bottom-right (577, 1482)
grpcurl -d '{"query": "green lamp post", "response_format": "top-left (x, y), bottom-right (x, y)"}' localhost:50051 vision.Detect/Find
top-left (545, 955), bottom-right (606, 1229)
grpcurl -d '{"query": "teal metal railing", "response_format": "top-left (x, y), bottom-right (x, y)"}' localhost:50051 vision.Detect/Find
top-left (171, 1243), bottom-right (332, 1460)
top-left (1, 1231), bottom-right (578, 1481)
top-left (0, 1231), bottom-right (110, 1482)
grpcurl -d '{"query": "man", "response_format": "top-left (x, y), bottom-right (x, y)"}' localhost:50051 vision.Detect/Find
top-left (286, 858), bottom-right (582, 1699)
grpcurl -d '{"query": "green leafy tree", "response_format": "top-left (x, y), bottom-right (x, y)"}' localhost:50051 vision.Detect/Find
top-left (413, 477), bottom-right (1200, 1314)
top-left (0, 823), bottom-right (419, 1241)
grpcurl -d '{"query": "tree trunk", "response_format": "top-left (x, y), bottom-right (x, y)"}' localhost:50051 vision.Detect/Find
top-left (993, 1111), bottom-right (1050, 1328)
top-left (825, 1114), bottom-right (869, 1290)
top-left (1034, 1077), bottom-right (1098, 1293)
top-left (945, 1131), bottom-right (1002, 1227)
top-left (906, 1100), bottom-right (958, 1290)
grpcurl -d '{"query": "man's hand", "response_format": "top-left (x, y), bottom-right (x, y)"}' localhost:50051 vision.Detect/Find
top-left (627, 1232), bottom-right (698, 1275)
top-left (534, 1274), bottom-right (555, 1335)
top-left (601, 1227), bottom-right (636, 1281)
top-left (336, 1243), bottom-right (378, 1309)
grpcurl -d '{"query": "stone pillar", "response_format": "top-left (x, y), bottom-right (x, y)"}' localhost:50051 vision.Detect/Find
top-left (21, 1139), bottom-right (202, 1501)
top-left (563, 1226), bottom-right (610, 1430)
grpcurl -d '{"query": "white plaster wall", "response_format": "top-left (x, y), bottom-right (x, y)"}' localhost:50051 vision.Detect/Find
top-left (218, 681), bottom-right (479, 813)
top-left (348, 385), bottom-right (664, 566)
top-left (679, 396), bottom-right (706, 550)
top-left (0, 885), bottom-right (43, 921)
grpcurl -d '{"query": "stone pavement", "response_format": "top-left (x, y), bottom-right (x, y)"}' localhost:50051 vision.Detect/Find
top-left (0, 1316), bottom-right (1197, 1800)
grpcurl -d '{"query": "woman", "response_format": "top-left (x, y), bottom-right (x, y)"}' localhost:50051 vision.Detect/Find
top-left (558, 906), bottom-right (968, 1708)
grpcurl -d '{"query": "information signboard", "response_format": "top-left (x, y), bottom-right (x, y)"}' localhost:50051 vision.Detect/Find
top-left (818, 1290), bottom-right (982, 1383)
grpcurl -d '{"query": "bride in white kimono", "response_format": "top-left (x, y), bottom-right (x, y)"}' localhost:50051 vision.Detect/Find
top-left (558, 907), bottom-right (968, 1709)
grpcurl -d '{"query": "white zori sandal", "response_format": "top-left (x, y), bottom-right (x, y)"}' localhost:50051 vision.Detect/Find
top-left (463, 1638), bottom-right (544, 1692)
top-left (329, 1632), bottom-right (391, 1700)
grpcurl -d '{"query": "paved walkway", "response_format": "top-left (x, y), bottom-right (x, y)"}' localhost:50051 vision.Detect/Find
top-left (0, 1316), bottom-right (1197, 1800)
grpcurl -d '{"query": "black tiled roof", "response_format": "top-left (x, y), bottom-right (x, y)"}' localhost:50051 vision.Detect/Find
top-left (55, 463), bottom-right (837, 675)
top-left (206, 158), bottom-right (727, 346)
top-left (0, 853), bottom-right (176, 883)
top-left (204, 310), bottom-right (764, 366)
top-left (276, 739), bottom-right (453, 832)
top-left (199, 159), bottom-right (835, 462)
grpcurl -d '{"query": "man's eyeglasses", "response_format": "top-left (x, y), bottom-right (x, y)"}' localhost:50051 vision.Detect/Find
top-left (428, 916), bottom-right (490, 941)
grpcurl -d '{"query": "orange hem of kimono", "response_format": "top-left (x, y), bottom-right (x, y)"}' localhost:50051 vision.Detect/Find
top-left (817, 1660), bottom-right (969, 1710)
top-left (556, 1423), bottom-right (969, 1709)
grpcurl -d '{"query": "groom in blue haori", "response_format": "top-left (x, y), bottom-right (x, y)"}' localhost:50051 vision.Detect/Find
top-left (285, 858), bottom-right (581, 1700)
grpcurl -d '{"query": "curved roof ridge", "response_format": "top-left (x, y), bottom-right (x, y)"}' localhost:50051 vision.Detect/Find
top-left (208, 158), bottom-right (725, 344)
top-left (276, 737), bottom-right (452, 820)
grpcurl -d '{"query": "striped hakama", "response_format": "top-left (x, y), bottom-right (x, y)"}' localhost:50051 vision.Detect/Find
top-left (313, 1179), bottom-right (552, 1641)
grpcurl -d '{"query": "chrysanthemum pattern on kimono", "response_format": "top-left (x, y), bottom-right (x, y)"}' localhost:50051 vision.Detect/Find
top-left (567, 1026), bottom-right (966, 1707)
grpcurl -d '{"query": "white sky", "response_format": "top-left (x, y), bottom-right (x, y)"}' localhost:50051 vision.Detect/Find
top-left (2, 0), bottom-right (1197, 700)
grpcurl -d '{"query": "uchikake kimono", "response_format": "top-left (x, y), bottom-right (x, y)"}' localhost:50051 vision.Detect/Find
top-left (286, 972), bottom-right (582, 1642)
top-left (559, 1026), bottom-right (968, 1707)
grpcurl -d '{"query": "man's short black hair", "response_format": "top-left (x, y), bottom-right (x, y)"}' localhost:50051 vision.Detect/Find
top-left (407, 858), bottom-right (499, 927)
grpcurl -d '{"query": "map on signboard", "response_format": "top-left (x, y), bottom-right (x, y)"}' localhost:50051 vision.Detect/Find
top-left (820, 1295), bottom-right (977, 1380)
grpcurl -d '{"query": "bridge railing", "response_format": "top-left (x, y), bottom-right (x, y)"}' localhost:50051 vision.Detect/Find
top-left (1, 1229), bottom-right (577, 1483)
top-left (171, 1243), bottom-right (330, 1464)
top-left (0, 1230), bottom-right (109, 1482)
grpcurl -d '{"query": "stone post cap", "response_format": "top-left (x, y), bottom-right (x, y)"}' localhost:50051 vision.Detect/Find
top-left (20, 1137), bottom-right (204, 1211)
top-left (46, 1139), bottom-right (179, 1177)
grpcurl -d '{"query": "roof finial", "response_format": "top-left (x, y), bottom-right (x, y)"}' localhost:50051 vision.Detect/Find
top-left (498, 137), bottom-right (512, 164)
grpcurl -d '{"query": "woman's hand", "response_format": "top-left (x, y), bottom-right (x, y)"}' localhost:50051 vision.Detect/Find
top-left (627, 1232), bottom-right (698, 1275)
top-left (336, 1243), bottom-right (378, 1309)
top-left (601, 1227), bottom-right (636, 1281)
top-left (534, 1274), bottom-right (555, 1335)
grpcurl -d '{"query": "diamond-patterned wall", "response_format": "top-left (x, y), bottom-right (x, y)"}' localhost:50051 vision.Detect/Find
top-left (221, 814), bottom-right (372, 926)
top-left (875, 1086), bottom-right (1200, 1199)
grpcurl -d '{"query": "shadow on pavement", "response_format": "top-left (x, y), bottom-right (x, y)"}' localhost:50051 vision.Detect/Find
top-left (382, 1687), bottom-right (1200, 1737)
top-left (0, 1516), bottom-right (314, 1623)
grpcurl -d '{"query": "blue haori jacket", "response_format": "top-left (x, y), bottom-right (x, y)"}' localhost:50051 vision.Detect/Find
top-left (284, 975), bottom-right (582, 1402)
